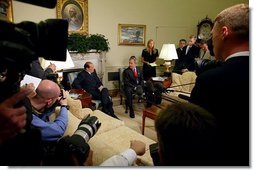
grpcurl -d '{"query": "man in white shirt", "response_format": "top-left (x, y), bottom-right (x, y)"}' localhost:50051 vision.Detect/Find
top-left (82, 140), bottom-right (146, 166)
top-left (100, 140), bottom-right (145, 166)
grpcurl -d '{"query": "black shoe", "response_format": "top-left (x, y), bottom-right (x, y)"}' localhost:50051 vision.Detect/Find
top-left (129, 108), bottom-right (135, 118)
top-left (111, 113), bottom-right (120, 120)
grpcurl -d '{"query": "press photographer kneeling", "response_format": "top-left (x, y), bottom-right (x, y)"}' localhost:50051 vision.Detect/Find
top-left (28, 80), bottom-right (101, 165)
top-left (0, 0), bottom-right (100, 164)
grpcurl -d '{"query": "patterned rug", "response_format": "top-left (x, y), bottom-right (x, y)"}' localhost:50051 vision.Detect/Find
top-left (113, 101), bottom-right (157, 142)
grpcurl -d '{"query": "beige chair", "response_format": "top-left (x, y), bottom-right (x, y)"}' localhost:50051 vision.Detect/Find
top-left (171, 71), bottom-right (197, 93)
top-left (67, 71), bottom-right (102, 109)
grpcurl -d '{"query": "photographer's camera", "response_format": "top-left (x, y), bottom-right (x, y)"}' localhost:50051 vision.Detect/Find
top-left (54, 115), bottom-right (101, 165)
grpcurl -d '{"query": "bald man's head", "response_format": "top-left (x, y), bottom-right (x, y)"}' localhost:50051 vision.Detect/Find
top-left (36, 80), bottom-right (60, 100)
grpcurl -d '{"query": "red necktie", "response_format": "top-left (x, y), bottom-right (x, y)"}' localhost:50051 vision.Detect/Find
top-left (133, 68), bottom-right (138, 78)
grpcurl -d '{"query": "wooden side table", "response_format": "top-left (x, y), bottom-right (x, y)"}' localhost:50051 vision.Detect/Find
top-left (69, 89), bottom-right (92, 108)
top-left (142, 105), bottom-right (162, 135)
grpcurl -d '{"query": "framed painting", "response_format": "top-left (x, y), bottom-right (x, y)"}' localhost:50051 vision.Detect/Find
top-left (56, 0), bottom-right (88, 34)
top-left (118, 24), bottom-right (146, 46)
top-left (0, 0), bottom-right (13, 22)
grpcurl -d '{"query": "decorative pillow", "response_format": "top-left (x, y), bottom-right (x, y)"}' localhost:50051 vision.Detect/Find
top-left (67, 95), bottom-right (92, 119)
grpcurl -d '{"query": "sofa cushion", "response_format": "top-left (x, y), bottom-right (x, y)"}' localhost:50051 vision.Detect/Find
top-left (90, 110), bottom-right (124, 135)
top-left (88, 126), bottom-right (156, 166)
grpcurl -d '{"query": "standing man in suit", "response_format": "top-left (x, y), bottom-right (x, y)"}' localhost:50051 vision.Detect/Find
top-left (173, 39), bottom-right (186, 74)
top-left (72, 62), bottom-right (118, 119)
top-left (190, 4), bottom-right (249, 165)
top-left (123, 56), bottom-right (143, 118)
top-left (181, 35), bottom-right (200, 72)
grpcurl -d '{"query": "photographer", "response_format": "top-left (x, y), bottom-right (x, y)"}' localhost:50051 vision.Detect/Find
top-left (0, 83), bottom-right (43, 165)
top-left (27, 59), bottom-right (57, 80)
top-left (29, 79), bottom-right (68, 141)
top-left (100, 140), bottom-right (145, 166)
top-left (0, 84), bottom-right (34, 144)
top-left (154, 102), bottom-right (219, 166)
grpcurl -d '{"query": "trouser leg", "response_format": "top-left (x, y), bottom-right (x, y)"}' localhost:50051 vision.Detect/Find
top-left (124, 87), bottom-right (135, 118)
top-left (101, 88), bottom-right (114, 115)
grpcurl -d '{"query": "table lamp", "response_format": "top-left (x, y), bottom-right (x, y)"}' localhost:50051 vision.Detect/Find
top-left (159, 44), bottom-right (178, 75)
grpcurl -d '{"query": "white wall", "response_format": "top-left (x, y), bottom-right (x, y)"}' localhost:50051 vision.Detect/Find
top-left (13, 0), bottom-right (248, 66)
top-left (12, 0), bottom-right (248, 89)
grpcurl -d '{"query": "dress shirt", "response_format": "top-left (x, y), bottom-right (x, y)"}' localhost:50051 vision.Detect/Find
top-left (31, 107), bottom-right (68, 141)
top-left (100, 149), bottom-right (137, 166)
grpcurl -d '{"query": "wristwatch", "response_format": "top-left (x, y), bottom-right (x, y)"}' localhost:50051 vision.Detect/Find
top-left (61, 105), bottom-right (69, 110)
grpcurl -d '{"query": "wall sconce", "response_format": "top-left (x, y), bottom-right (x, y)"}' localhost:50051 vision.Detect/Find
top-left (158, 44), bottom-right (178, 75)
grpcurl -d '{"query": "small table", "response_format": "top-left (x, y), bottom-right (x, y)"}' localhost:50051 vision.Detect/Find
top-left (151, 76), bottom-right (172, 88)
top-left (69, 89), bottom-right (92, 108)
top-left (142, 105), bottom-right (162, 135)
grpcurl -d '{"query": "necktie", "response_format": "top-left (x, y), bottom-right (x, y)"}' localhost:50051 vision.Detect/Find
top-left (133, 68), bottom-right (138, 78)
top-left (186, 46), bottom-right (191, 55)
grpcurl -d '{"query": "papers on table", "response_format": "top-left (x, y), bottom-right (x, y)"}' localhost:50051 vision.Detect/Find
top-left (152, 76), bottom-right (167, 81)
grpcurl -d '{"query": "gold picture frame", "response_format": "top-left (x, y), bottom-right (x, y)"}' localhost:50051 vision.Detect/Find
top-left (0, 0), bottom-right (13, 22)
top-left (56, 0), bottom-right (88, 34)
top-left (118, 24), bottom-right (146, 46)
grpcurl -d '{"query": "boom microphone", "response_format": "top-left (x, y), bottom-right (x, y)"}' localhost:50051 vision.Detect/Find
top-left (178, 94), bottom-right (191, 101)
top-left (170, 82), bottom-right (195, 88)
top-left (15, 0), bottom-right (57, 9)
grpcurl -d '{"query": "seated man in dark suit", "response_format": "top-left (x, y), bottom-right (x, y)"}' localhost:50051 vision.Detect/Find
top-left (72, 61), bottom-right (118, 119)
top-left (123, 56), bottom-right (143, 118)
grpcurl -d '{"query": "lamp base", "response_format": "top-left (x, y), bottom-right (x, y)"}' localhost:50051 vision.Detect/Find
top-left (164, 61), bottom-right (171, 73)
top-left (164, 71), bottom-right (171, 77)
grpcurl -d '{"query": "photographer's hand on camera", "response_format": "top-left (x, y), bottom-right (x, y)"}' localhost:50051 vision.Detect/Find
top-left (59, 89), bottom-right (68, 106)
top-left (0, 84), bottom-right (35, 144)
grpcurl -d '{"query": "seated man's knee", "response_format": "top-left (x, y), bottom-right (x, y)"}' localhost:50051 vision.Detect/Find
top-left (124, 87), bottom-right (133, 95)
top-left (136, 85), bottom-right (143, 96)
top-left (101, 88), bottom-right (109, 94)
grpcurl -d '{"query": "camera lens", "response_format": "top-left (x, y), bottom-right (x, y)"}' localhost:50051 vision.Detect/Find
top-left (72, 115), bottom-right (101, 143)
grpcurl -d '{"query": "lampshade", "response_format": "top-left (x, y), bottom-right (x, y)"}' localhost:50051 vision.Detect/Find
top-left (159, 44), bottom-right (178, 60)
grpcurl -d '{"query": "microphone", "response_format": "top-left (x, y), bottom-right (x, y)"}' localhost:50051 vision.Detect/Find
top-left (178, 94), bottom-right (191, 101)
top-left (165, 88), bottom-right (191, 94)
top-left (145, 80), bottom-right (155, 93)
top-left (153, 82), bottom-right (165, 93)
top-left (170, 82), bottom-right (195, 88)
top-left (16, 0), bottom-right (57, 8)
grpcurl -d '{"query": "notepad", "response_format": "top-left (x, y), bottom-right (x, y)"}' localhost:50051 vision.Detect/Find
top-left (149, 63), bottom-right (157, 67)
top-left (20, 74), bottom-right (42, 90)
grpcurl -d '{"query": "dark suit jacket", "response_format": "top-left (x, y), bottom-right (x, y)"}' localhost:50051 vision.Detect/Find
top-left (27, 59), bottom-right (54, 79)
top-left (123, 67), bottom-right (143, 89)
top-left (72, 70), bottom-right (103, 99)
top-left (182, 45), bottom-right (200, 71)
top-left (173, 47), bottom-right (186, 73)
top-left (190, 56), bottom-right (249, 165)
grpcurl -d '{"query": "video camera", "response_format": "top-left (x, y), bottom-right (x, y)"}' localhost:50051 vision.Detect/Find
top-left (0, 0), bottom-right (69, 166)
top-left (144, 80), bottom-right (165, 107)
top-left (0, 19), bottom-right (68, 102)
top-left (194, 59), bottom-right (222, 76)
